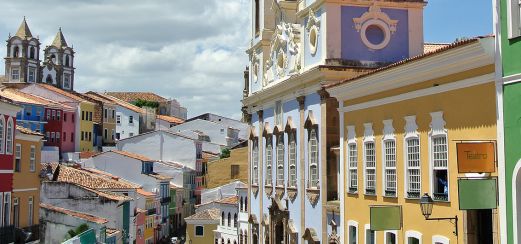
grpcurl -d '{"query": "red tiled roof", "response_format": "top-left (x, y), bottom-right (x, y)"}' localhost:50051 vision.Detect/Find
top-left (423, 43), bottom-right (450, 54)
top-left (0, 88), bottom-right (74, 111)
top-left (157, 114), bottom-right (184, 124)
top-left (40, 203), bottom-right (109, 224)
top-left (86, 92), bottom-right (145, 114)
top-left (185, 208), bottom-right (221, 220)
top-left (324, 36), bottom-right (490, 89)
top-left (38, 84), bottom-right (95, 105)
top-left (216, 196), bottom-right (239, 205)
top-left (137, 188), bottom-right (156, 197)
top-left (16, 125), bottom-right (44, 137)
top-left (79, 151), bottom-right (97, 159)
top-left (109, 150), bottom-right (154, 162)
top-left (106, 92), bottom-right (167, 103)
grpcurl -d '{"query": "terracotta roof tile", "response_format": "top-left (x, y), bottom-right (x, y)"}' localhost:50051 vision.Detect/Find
top-left (37, 84), bottom-right (95, 105)
top-left (423, 43), bottom-right (450, 54)
top-left (79, 151), bottom-right (97, 159)
top-left (16, 125), bottom-right (44, 137)
top-left (216, 196), bottom-right (239, 205)
top-left (137, 188), bottom-right (156, 197)
top-left (40, 203), bottom-right (109, 224)
top-left (185, 208), bottom-right (221, 220)
top-left (109, 150), bottom-right (154, 162)
top-left (145, 173), bottom-right (172, 181)
top-left (0, 88), bottom-right (74, 111)
top-left (46, 163), bottom-right (140, 190)
top-left (157, 115), bottom-right (184, 124)
top-left (324, 36), bottom-right (489, 89)
top-left (86, 92), bottom-right (145, 114)
top-left (106, 92), bottom-right (167, 103)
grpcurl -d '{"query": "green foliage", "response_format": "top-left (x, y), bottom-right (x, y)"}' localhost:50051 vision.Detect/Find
top-left (65, 223), bottom-right (90, 240)
top-left (132, 99), bottom-right (160, 108)
top-left (220, 148), bottom-right (231, 159)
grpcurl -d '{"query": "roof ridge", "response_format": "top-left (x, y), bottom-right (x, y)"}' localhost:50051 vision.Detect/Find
top-left (15, 17), bottom-right (32, 39)
top-left (51, 28), bottom-right (68, 48)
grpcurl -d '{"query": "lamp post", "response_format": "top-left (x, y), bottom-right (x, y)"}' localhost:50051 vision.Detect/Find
top-left (419, 193), bottom-right (458, 236)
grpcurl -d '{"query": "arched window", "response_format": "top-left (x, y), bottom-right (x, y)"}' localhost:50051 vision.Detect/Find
top-left (0, 117), bottom-right (5, 154)
top-left (240, 196), bottom-right (243, 211)
top-left (65, 55), bottom-right (70, 67)
top-left (228, 212), bottom-right (231, 227)
top-left (276, 134), bottom-right (284, 186)
top-left (288, 132), bottom-right (297, 187)
top-left (228, 239), bottom-right (231, 244)
top-left (222, 212), bottom-right (225, 225)
top-left (29, 47), bottom-right (35, 59)
top-left (252, 139), bottom-right (259, 185)
top-left (234, 213), bottom-right (238, 228)
top-left (265, 136), bottom-right (273, 185)
top-left (50, 54), bottom-right (56, 63)
top-left (46, 75), bottom-right (53, 84)
top-left (308, 128), bottom-right (319, 188)
top-left (13, 46), bottom-right (19, 58)
top-left (6, 118), bottom-right (13, 155)
top-left (245, 197), bottom-right (248, 211)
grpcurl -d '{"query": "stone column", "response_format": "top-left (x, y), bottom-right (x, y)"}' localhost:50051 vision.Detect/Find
top-left (296, 95), bottom-right (306, 244)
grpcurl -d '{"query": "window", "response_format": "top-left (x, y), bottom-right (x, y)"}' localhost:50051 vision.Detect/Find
top-left (63, 112), bottom-right (67, 121)
top-left (71, 132), bottom-right (74, 142)
top-left (89, 112), bottom-right (93, 121)
top-left (65, 55), bottom-right (70, 67)
top-left (385, 231), bottom-right (397, 244)
top-left (383, 140), bottom-right (397, 197)
top-left (3, 193), bottom-right (10, 226)
top-left (104, 108), bottom-right (108, 120)
top-left (231, 165), bottom-right (240, 179)
top-left (30, 145), bottom-right (35, 172)
top-left (234, 213), bottom-right (237, 227)
top-left (15, 144), bottom-right (21, 172)
top-left (252, 139), bottom-right (259, 185)
top-left (89, 132), bottom-right (92, 141)
top-left (365, 225), bottom-right (375, 244)
top-left (81, 111), bottom-right (85, 120)
top-left (45, 132), bottom-right (50, 140)
top-left (288, 132), bottom-right (297, 187)
top-left (63, 132), bottom-right (66, 142)
top-left (11, 69), bottom-right (19, 80)
top-left (6, 119), bottom-right (13, 155)
top-left (265, 136), bottom-right (272, 185)
top-left (52, 110), bottom-right (56, 120)
top-left (129, 132), bottom-right (134, 137)
top-left (508, 0), bottom-right (521, 38)
top-left (112, 129), bottom-right (115, 140)
top-left (29, 47), bottom-right (35, 59)
top-left (347, 143), bottom-right (358, 193)
top-left (406, 138), bottom-right (421, 198)
top-left (228, 212), bottom-right (231, 227)
top-left (13, 46), bottom-right (19, 58)
top-left (46, 110), bottom-right (50, 121)
top-left (407, 237), bottom-right (420, 244)
top-left (432, 135), bottom-right (448, 201)
top-left (254, 0), bottom-right (260, 35)
top-left (276, 134), bottom-right (284, 186)
top-left (364, 141), bottom-right (376, 195)
top-left (309, 128), bottom-right (318, 188)
top-left (13, 197), bottom-right (19, 228)
top-left (0, 118), bottom-right (3, 154)
top-left (104, 128), bottom-right (108, 140)
top-left (129, 115), bottom-right (134, 124)
top-left (117, 115), bottom-right (121, 124)
top-left (348, 222), bottom-right (358, 244)
top-left (28, 67), bottom-right (36, 83)
top-left (57, 111), bottom-right (61, 121)
top-left (51, 132), bottom-right (55, 143)
top-left (222, 212), bottom-right (225, 225)
top-left (28, 196), bottom-right (34, 226)
top-left (81, 131), bottom-right (84, 141)
top-left (274, 101), bottom-right (283, 126)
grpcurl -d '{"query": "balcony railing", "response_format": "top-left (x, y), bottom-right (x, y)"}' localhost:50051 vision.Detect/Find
top-left (161, 196), bottom-right (172, 204)
top-left (406, 191), bottom-right (421, 199)
top-left (433, 193), bottom-right (448, 202)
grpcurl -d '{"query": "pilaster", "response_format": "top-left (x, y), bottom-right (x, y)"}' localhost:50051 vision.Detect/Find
top-left (297, 95), bottom-right (306, 243)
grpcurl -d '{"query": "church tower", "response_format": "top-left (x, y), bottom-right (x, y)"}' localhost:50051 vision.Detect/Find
top-left (4, 18), bottom-right (41, 83)
top-left (42, 28), bottom-right (75, 90)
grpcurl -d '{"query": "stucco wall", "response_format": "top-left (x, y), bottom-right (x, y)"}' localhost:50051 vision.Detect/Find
top-left (115, 106), bottom-right (140, 140)
top-left (206, 147), bottom-right (248, 188)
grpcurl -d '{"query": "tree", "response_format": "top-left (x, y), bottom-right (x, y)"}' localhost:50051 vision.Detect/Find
top-left (220, 148), bottom-right (231, 159)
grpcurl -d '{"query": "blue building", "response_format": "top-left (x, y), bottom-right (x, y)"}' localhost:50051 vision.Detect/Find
top-left (0, 88), bottom-right (49, 133)
top-left (242, 0), bottom-right (426, 243)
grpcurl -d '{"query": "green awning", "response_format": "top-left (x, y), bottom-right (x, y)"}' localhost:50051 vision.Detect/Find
top-left (458, 178), bottom-right (497, 210)
top-left (370, 205), bottom-right (402, 231)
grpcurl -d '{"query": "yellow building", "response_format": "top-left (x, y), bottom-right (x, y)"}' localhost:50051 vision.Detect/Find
top-left (205, 146), bottom-right (248, 188)
top-left (83, 93), bottom-right (117, 145)
top-left (12, 126), bottom-right (43, 232)
top-left (327, 37), bottom-right (499, 243)
top-left (185, 208), bottom-right (220, 244)
top-left (141, 190), bottom-right (157, 244)
top-left (78, 101), bottom-right (95, 152)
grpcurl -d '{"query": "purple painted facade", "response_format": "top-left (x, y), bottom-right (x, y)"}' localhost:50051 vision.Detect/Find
top-left (341, 6), bottom-right (409, 63)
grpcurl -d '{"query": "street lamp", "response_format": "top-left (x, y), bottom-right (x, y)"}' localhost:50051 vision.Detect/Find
top-left (419, 193), bottom-right (458, 236)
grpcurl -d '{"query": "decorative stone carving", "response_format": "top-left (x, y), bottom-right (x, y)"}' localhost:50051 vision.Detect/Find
top-left (251, 52), bottom-right (259, 83)
top-left (287, 187), bottom-right (298, 202)
top-left (353, 2), bottom-right (399, 50)
top-left (265, 184), bottom-right (273, 198)
top-left (306, 187), bottom-right (320, 206)
top-left (429, 111), bottom-right (446, 136)
top-left (306, 8), bottom-right (321, 56)
top-left (251, 185), bottom-right (259, 197)
top-left (297, 96), bottom-right (306, 110)
top-left (382, 119), bottom-right (395, 141)
top-left (275, 186), bottom-right (285, 200)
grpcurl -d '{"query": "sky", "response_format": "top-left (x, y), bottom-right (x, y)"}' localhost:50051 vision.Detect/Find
top-left (0, 0), bottom-right (492, 119)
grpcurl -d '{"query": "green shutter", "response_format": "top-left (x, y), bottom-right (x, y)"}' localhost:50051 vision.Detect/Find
top-left (458, 179), bottom-right (497, 210)
top-left (370, 205), bottom-right (402, 231)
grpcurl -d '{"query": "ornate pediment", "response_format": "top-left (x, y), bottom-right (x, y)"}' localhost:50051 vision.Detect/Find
top-left (352, 2), bottom-right (399, 50)
top-left (264, 22), bottom-right (302, 85)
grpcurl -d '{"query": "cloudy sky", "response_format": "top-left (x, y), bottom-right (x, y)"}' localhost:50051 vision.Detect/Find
top-left (0, 0), bottom-right (491, 119)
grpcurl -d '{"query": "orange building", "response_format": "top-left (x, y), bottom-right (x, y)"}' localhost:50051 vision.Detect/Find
top-left (12, 126), bottom-right (43, 239)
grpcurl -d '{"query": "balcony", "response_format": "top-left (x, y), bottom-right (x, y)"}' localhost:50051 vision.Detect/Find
top-left (147, 208), bottom-right (157, 215)
top-left (160, 196), bottom-right (172, 205)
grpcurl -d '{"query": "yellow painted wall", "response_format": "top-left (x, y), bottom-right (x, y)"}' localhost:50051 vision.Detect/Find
top-left (206, 147), bottom-right (248, 188)
top-left (342, 80), bottom-right (498, 243)
top-left (13, 136), bottom-right (41, 228)
top-left (185, 222), bottom-right (218, 244)
top-left (102, 104), bottom-right (117, 144)
top-left (79, 102), bottom-right (95, 152)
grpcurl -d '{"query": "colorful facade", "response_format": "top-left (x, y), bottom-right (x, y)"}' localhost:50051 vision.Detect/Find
top-left (328, 36), bottom-right (499, 243)
top-left (12, 126), bottom-right (43, 240)
top-left (184, 208), bottom-right (220, 244)
top-left (496, 0), bottom-right (521, 243)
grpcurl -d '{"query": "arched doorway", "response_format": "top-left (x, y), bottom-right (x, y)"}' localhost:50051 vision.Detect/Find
top-left (513, 159), bottom-right (521, 243)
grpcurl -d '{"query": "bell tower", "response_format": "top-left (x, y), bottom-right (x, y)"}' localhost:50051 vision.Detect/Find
top-left (42, 28), bottom-right (75, 90)
top-left (4, 17), bottom-right (41, 83)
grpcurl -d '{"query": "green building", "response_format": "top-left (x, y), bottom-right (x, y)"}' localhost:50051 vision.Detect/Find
top-left (497, 0), bottom-right (521, 243)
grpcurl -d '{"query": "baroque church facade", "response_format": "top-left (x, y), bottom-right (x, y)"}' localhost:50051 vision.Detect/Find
top-left (242, 0), bottom-right (426, 243)
top-left (4, 18), bottom-right (75, 90)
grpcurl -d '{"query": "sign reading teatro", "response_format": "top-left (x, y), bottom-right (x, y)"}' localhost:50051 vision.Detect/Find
top-left (456, 142), bottom-right (496, 173)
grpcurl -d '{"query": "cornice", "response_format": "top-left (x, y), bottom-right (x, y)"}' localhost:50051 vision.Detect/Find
top-left (328, 41), bottom-right (494, 101)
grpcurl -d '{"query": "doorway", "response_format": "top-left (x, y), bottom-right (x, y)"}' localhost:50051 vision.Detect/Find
top-left (275, 221), bottom-right (283, 244)
top-left (465, 209), bottom-right (493, 244)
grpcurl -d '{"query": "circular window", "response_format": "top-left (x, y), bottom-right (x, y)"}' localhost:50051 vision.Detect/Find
top-left (360, 19), bottom-right (391, 50)
top-left (309, 26), bottom-right (318, 55)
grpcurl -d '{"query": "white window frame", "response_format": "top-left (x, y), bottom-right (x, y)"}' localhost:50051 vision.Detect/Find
top-left (63, 73), bottom-right (71, 89)
top-left (129, 115), bottom-right (134, 124)
top-left (347, 125), bottom-right (358, 193)
top-left (252, 139), bottom-right (259, 185)
top-left (405, 230), bottom-right (422, 244)
top-left (384, 230), bottom-right (398, 244)
top-left (15, 144), bottom-right (21, 172)
top-left (288, 131), bottom-right (297, 187)
top-left (11, 68), bottom-right (19, 81)
top-left (404, 115), bottom-right (421, 199)
top-left (0, 117), bottom-right (4, 155)
top-left (12, 197), bottom-right (18, 228)
top-left (116, 115), bottom-right (121, 124)
top-left (28, 67), bottom-right (35, 83)
top-left (3, 193), bottom-right (10, 227)
top-left (276, 133), bottom-right (285, 186)
top-left (194, 225), bottom-right (204, 237)
top-left (382, 119), bottom-right (396, 197)
top-left (429, 111), bottom-right (449, 202)
top-left (364, 224), bottom-right (376, 244)
top-left (363, 123), bottom-right (376, 195)
top-left (308, 128), bottom-right (319, 188)
top-left (507, 0), bottom-right (521, 38)
top-left (30, 145), bottom-right (36, 172)
top-left (28, 196), bottom-right (34, 226)
top-left (347, 220), bottom-right (358, 244)
top-left (432, 235), bottom-right (450, 244)
top-left (265, 135), bottom-right (273, 185)
top-left (6, 118), bottom-right (13, 155)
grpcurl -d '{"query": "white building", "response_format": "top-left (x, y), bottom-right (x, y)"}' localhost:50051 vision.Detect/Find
top-left (186, 113), bottom-right (249, 141)
top-left (171, 119), bottom-right (242, 147)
